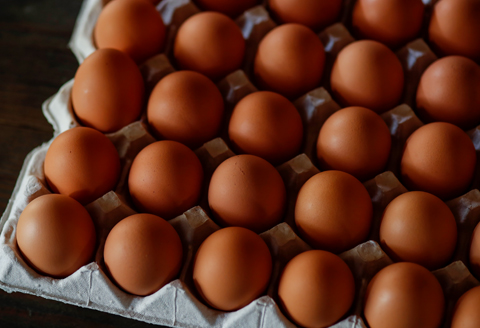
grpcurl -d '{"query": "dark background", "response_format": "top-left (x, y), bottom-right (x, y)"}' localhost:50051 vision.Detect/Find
top-left (0, 0), bottom-right (160, 326)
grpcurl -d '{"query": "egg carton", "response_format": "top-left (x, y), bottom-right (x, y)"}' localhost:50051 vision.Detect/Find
top-left (2, 0), bottom-right (479, 327)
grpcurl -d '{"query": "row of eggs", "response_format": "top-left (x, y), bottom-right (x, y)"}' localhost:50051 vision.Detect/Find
top-left (96, 0), bottom-right (480, 66)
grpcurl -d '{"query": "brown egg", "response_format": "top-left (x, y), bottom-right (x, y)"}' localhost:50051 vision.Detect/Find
top-left (104, 213), bottom-right (183, 296)
top-left (71, 49), bottom-right (144, 133)
top-left (208, 154), bottom-right (286, 233)
top-left (316, 106), bottom-right (391, 181)
top-left (429, 0), bottom-right (480, 61)
top-left (277, 250), bottom-right (355, 328)
top-left (192, 227), bottom-right (272, 311)
top-left (268, 0), bottom-right (342, 31)
top-left (469, 221), bottom-right (480, 278)
top-left (16, 194), bottom-right (96, 278)
top-left (174, 12), bottom-right (245, 81)
top-left (379, 191), bottom-right (457, 270)
top-left (128, 140), bottom-right (203, 219)
top-left (400, 122), bottom-right (476, 200)
top-left (254, 24), bottom-right (325, 99)
top-left (330, 40), bottom-right (404, 114)
top-left (416, 56), bottom-right (480, 130)
top-left (364, 262), bottom-right (445, 328)
top-left (147, 71), bottom-right (224, 149)
top-left (295, 171), bottom-right (372, 253)
top-left (228, 91), bottom-right (303, 165)
top-left (451, 286), bottom-right (480, 328)
top-left (351, 0), bottom-right (424, 49)
top-left (195, 0), bottom-right (259, 17)
top-left (94, 0), bottom-right (166, 64)
top-left (44, 127), bottom-right (121, 205)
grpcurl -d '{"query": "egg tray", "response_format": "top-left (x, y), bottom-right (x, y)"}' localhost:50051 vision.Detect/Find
top-left (1, 0), bottom-right (479, 327)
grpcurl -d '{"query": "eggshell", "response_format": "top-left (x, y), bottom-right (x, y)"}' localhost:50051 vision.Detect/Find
top-left (94, 0), bottom-right (166, 64)
top-left (416, 56), bottom-right (480, 130)
top-left (379, 191), bottom-right (457, 270)
top-left (316, 106), bottom-right (391, 181)
top-left (400, 122), bottom-right (476, 200)
top-left (104, 213), bottom-right (183, 296)
top-left (254, 24), bottom-right (325, 99)
top-left (277, 250), bottom-right (355, 328)
top-left (192, 227), bottom-right (272, 311)
top-left (174, 12), bottom-right (245, 81)
top-left (351, 0), bottom-right (424, 49)
top-left (128, 140), bottom-right (203, 219)
top-left (429, 0), bottom-right (480, 61)
top-left (364, 262), bottom-right (445, 328)
top-left (147, 71), bottom-right (224, 149)
top-left (44, 127), bottom-right (121, 205)
top-left (71, 49), bottom-right (144, 133)
top-left (295, 171), bottom-right (373, 253)
top-left (469, 221), bottom-right (480, 278)
top-left (208, 154), bottom-right (286, 233)
top-left (195, 0), bottom-right (259, 17)
top-left (228, 91), bottom-right (303, 165)
top-left (16, 194), bottom-right (96, 278)
top-left (330, 40), bottom-right (404, 114)
top-left (268, 0), bottom-right (342, 31)
top-left (451, 286), bottom-right (480, 328)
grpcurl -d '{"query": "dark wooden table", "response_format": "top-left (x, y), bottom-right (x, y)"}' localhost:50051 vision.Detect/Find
top-left (0, 0), bottom-right (164, 326)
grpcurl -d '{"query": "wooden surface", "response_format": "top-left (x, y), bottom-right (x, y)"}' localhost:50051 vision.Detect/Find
top-left (0, 1), bottom-right (163, 327)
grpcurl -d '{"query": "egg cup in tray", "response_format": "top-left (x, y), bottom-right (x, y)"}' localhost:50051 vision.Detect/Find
top-left (1, 0), bottom-right (480, 327)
